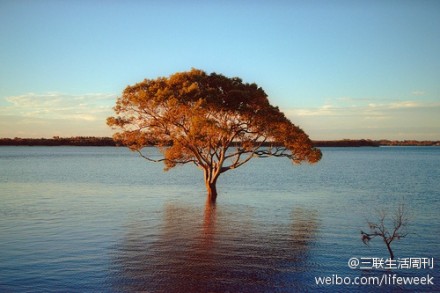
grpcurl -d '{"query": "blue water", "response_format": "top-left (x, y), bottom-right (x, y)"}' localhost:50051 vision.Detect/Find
top-left (0, 146), bottom-right (439, 292)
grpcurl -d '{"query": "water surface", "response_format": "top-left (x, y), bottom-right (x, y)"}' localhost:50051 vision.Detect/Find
top-left (0, 147), bottom-right (439, 292)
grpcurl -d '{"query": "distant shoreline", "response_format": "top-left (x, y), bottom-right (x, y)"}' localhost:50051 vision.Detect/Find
top-left (0, 137), bottom-right (439, 147)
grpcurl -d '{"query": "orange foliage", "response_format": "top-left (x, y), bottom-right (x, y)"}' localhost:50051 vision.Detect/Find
top-left (107, 69), bottom-right (321, 200)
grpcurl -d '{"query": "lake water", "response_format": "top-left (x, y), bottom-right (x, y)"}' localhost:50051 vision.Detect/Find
top-left (0, 146), bottom-right (439, 292)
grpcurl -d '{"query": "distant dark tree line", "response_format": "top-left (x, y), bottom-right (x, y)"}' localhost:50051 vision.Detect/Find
top-left (0, 136), bottom-right (116, 146)
top-left (312, 139), bottom-right (380, 147)
top-left (0, 137), bottom-right (438, 147)
top-left (314, 139), bottom-right (440, 147)
top-left (376, 140), bottom-right (440, 146)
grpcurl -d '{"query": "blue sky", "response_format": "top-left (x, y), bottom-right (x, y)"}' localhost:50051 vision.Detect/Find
top-left (1, 0), bottom-right (439, 139)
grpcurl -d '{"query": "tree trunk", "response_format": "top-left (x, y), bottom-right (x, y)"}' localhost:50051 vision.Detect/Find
top-left (385, 241), bottom-right (394, 260)
top-left (206, 181), bottom-right (218, 203)
top-left (204, 166), bottom-right (220, 203)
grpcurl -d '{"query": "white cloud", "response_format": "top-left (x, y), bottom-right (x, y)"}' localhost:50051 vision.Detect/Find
top-left (284, 98), bottom-right (440, 140)
top-left (0, 92), bottom-right (117, 137)
top-left (3, 92), bottom-right (116, 120)
top-left (388, 101), bottom-right (419, 109)
top-left (1, 92), bottom-right (439, 140)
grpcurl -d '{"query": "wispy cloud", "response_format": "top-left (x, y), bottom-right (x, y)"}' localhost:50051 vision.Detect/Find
top-left (284, 98), bottom-right (440, 140)
top-left (3, 92), bottom-right (116, 121)
top-left (411, 90), bottom-right (426, 96)
top-left (1, 92), bottom-right (439, 140)
top-left (0, 92), bottom-right (116, 137)
top-left (288, 99), bottom-right (436, 117)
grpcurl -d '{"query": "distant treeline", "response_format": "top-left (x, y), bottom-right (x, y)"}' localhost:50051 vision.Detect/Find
top-left (0, 137), bottom-right (438, 147)
top-left (312, 139), bottom-right (380, 147)
top-left (0, 136), bottom-right (116, 146)
top-left (314, 139), bottom-right (440, 147)
top-left (375, 140), bottom-right (440, 146)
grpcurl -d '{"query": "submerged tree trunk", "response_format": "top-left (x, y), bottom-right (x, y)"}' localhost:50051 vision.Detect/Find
top-left (205, 181), bottom-right (218, 203)
top-left (385, 240), bottom-right (394, 260)
top-left (204, 167), bottom-right (219, 203)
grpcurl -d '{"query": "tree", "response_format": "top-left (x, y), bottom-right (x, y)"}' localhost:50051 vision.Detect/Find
top-left (361, 203), bottom-right (410, 260)
top-left (107, 69), bottom-right (321, 202)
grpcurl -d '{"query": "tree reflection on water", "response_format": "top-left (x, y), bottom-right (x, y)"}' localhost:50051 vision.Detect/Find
top-left (111, 200), bottom-right (319, 292)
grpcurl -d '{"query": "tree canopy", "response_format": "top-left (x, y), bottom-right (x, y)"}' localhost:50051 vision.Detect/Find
top-left (107, 69), bottom-right (321, 202)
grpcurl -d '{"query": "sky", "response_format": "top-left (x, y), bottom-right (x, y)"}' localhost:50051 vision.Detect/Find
top-left (1, 0), bottom-right (439, 140)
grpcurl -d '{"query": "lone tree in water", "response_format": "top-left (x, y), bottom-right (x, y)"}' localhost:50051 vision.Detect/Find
top-left (107, 69), bottom-right (321, 202)
top-left (361, 202), bottom-right (410, 260)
